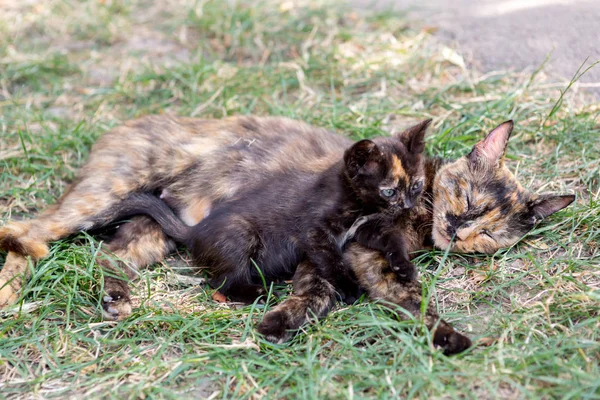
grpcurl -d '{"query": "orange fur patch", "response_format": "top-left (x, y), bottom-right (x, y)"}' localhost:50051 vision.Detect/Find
top-left (181, 197), bottom-right (212, 226)
top-left (390, 155), bottom-right (407, 182)
top-left (0, 222), bottom-right (29, 242)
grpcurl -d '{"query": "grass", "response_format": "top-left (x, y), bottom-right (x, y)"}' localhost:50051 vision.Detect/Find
top-left (1, 0), bottom-right (599, 398)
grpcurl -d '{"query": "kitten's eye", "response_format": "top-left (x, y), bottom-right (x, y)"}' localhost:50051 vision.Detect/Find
top-left (380, 188), bottom-right (396, 198)
top-left (480, 229), bottom-right (493, 238)
top-left (411, 181), bottom-right (423, 192)
top-left (466, 195), bottom-right (472, 210)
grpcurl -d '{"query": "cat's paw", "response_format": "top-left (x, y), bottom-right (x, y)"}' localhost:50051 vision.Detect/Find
top-left (256, 310), bottom-right (294, 344)
top-left (387, 253), bottom-right (417, 281)
top-left (102, 291), bottom-right (132, 321)
top-left (433, 324), bottom-right (472, 355)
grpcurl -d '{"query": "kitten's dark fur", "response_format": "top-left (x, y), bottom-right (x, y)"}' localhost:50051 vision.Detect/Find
top-left (110, 122), bottom-right (429, 335)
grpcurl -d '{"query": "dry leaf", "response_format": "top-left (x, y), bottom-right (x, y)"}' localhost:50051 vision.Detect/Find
top-left (212, 291), bottom-right (227, 303)
top-left (478, 337), bottom-right (498, 347)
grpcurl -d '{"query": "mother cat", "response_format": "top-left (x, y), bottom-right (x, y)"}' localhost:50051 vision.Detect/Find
top-left (0, 116), bottom-right (574, 354)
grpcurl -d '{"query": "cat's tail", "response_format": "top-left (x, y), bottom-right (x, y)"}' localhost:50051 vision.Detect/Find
top-left (109, 193), bottom-right (192, 245)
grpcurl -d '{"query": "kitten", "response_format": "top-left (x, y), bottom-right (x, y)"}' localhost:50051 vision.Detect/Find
top-left (106, 121), bottom-right (429, 339)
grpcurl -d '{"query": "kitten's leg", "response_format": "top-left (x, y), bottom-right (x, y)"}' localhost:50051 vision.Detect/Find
top-left (98, 216), bottom-right (176, 320)
top-left (256, 260), bottom-right (336, 343)
top-left (183, 211), bottom-right (272, 303)
top-left (213, 281), bottom-right (270, 303)
top-left (345, 243), bottom-right (471, 355)
top-left (352, 217), bottom-right (417, 281)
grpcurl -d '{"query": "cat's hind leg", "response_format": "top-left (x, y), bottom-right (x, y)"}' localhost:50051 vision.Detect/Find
top-left (256, 260), bottom-right (336, 343)
top-left (0, 252), bottom-right (30, 306)
top-left (98, 216), bottom-right (176, 320)
top-left (183, 210), bottom-right (273, 303)
top-left (0, 172), bottom-right (147, 307)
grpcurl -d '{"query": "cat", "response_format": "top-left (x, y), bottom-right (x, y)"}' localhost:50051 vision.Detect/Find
top-left (0, 116), bottom-right (574, 354)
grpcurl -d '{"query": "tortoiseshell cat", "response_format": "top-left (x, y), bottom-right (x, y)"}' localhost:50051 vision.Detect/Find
top-left (0, 116), bottom-right (574, 354)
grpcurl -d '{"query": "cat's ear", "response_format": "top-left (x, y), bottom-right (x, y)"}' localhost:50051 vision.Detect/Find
top-left (394, 119), bottom-right (431, 154)
top-left (529, 194), bottom-right (575, 222)
top-left (468, 120), bottom-right (513, 168)
top-left (344, 139), bottom-right (383, 177)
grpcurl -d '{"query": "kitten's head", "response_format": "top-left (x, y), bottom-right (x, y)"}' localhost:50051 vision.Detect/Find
top-left (432, 121), bottom-right (575, 253)
top-left (344, 119), bottom-right (430, 214)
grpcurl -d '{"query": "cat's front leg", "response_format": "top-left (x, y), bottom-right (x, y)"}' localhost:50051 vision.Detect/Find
top-left (343, 243), bottom-right (471, 355)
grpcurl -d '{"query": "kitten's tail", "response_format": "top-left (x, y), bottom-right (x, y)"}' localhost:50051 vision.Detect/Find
top-left (109, 193), bottom-right (192, 244)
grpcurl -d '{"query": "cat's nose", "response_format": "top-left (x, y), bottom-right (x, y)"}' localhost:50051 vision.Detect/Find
top-left (445, 213), bottom-right (460, 238)
top-left (402, 198), bottom-right (413, 209)
top-left (446, 225), bottom-right (456, 238)
top-left (447, 223), bottom-right (470, 241)
top-left (446, 227), bottom-right (467, 241)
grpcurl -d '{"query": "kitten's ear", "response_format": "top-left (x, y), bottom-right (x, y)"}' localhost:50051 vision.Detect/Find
top-left (394, 118), bottom-right (431, 154)
top-left (529, 194), bottom-right (575, 221)
top-left (468, 120), bottom-right (513, 168)
top-left (344, 139), bottom-right (383, 177)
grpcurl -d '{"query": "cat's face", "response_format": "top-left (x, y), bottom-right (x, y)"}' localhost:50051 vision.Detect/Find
top-left (432, 121), bottom-right (575, 253)
top-left (344, 120), bottom-right (430, 214)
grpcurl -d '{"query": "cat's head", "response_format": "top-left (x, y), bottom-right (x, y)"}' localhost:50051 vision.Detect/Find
top-left (344, 119), bottom-right (431, 214)
top-left (432, 121), bottom-right (575, 253)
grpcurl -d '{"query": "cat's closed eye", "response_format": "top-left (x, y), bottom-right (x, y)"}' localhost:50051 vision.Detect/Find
top-left (480, 229), bottom-right (493, 239)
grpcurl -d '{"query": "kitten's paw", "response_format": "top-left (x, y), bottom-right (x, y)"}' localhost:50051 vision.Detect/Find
top-left (433, 324), bottom-right (472, 355)
top-left (256, 311), bottom-right (293, 344)
top-left (387, 255), bottom-right (417, 282)
top-left (102, 292), bottom-right (132, 321)
top-left (0, 278), bottom-right (19, 307)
